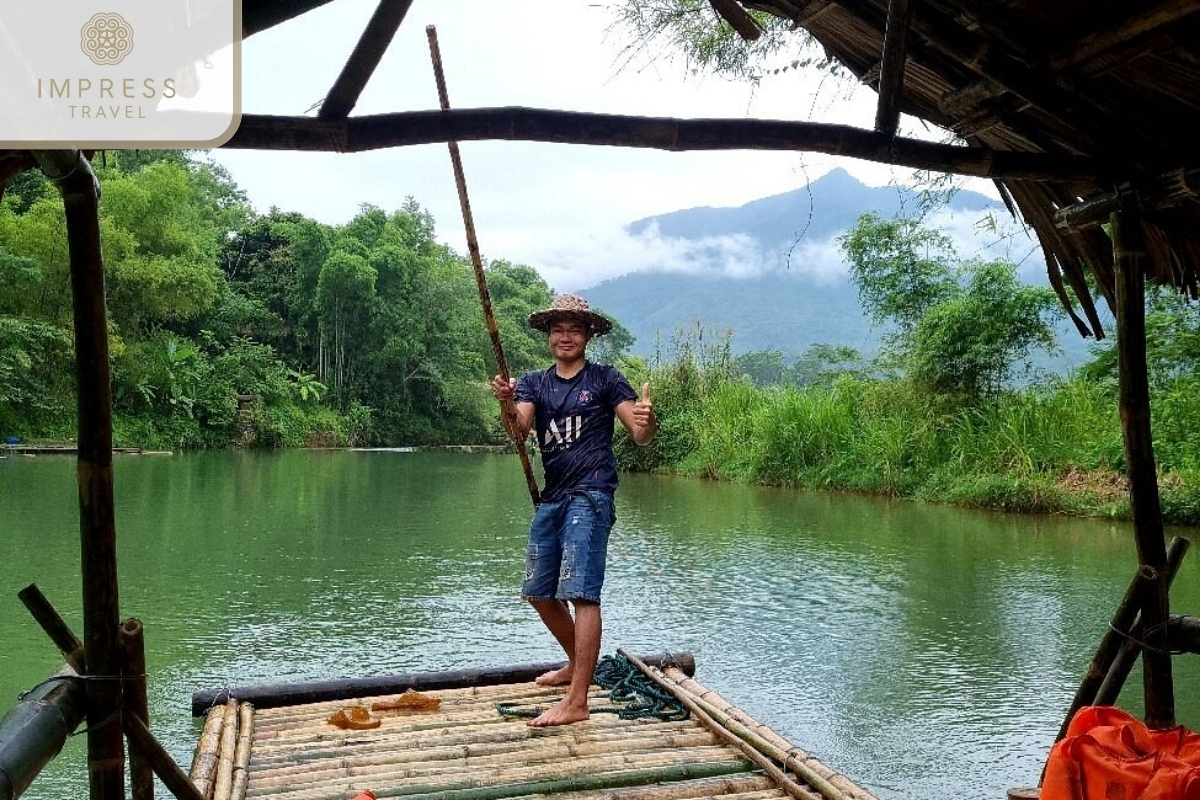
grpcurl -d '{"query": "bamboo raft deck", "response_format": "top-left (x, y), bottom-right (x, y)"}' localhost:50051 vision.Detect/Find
top-left (188, 653), bottom-right (878, 800)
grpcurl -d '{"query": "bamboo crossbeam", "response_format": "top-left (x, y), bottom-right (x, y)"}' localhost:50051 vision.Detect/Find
top-left (18, 585), bottom-right (86, 671)
top-left (1054, 167), bottom-right (1200, 231)
top-left (1169, 615), bottom-right (1200, 654)
top-left (1054, 534), bottom-right (1187, 740)
top-left (19, 586), bottom-right (204, 800)
top-left (217, 109), bottom-right (1108, 182)
top-left (708, 0), bottom-right (762, 41)
top-left (123, 716), bottom-right (208, 800)
top-left (1048, 0), bottom-right (1200, 71)
top-left (193, 654), bottom-right (694, 716)
top-left (1093, 536), bottom-right (1191, 706)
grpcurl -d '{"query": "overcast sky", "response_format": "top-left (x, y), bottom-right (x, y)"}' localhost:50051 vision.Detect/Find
top-left (202, 0), bottom-right (1009, 291)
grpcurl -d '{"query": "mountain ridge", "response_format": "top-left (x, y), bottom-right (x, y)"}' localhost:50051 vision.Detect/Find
top-left (580, 168), bottom-right (1093, 371)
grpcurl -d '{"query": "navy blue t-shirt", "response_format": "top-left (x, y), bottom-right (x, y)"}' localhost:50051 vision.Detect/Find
top-left (514, 362), bottom-right (637, 503)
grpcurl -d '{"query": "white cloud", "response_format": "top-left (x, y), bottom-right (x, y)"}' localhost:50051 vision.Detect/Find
top-left (208, 0), bottom-right (1003, 291)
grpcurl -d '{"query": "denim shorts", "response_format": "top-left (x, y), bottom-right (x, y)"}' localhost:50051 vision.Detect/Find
top-left (522, 491), bottom-right (615, 604)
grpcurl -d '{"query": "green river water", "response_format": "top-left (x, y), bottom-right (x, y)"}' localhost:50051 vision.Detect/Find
top-left (1, 449), bottom-right (1197, 799)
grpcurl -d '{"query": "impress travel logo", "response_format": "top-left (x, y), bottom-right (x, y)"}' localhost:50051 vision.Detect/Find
top-left (0, 0), bottom-right (241, 147)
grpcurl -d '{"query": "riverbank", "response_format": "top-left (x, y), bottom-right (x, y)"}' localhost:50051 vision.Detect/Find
top-left (614, 371), bottom-right (1200, 527)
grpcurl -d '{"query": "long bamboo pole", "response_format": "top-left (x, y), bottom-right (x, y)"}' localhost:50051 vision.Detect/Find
top-left (193, 652), bottom-right (693, 715)
top-left (31, 148), bottom-right (124, 800)
top-left (425, 24), bottom-right (539, 508)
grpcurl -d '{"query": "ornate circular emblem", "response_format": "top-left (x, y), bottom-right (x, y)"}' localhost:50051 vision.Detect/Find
top-left (80, 12), bottom-right (134, 65)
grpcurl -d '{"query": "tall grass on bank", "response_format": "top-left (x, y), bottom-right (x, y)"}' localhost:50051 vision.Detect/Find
top-left (619, 332), bottom-right (1200, 523)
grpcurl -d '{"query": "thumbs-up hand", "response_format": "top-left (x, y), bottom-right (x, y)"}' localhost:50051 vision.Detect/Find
top-left (631, 381), bottom-right (656, 441)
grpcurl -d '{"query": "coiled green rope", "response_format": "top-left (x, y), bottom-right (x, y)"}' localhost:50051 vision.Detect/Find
top-left (497, 654), bottom-right (689, 721)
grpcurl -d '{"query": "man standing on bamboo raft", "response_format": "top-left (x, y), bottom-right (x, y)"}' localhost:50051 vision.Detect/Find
top-left (491, 293), bottom-right (657, 727)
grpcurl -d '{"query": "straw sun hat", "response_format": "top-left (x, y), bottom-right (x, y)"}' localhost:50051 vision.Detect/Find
top-left (527, 293), bottom-right (613, 336)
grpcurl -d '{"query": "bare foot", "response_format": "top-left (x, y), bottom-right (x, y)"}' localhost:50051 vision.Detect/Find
top-left (528, 698), bottom-right (590, 727)
top-left (535, 665), bottom-right (573, 687)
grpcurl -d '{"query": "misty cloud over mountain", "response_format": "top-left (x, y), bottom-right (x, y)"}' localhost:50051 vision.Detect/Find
top-left (565, 169), bottom-right (1091, 370)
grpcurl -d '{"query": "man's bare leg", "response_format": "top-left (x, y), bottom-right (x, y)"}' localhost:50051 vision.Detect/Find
top-left (530, 601), bottom-right (601, 727)
top-left (529, 599), bottom-right (576, 686)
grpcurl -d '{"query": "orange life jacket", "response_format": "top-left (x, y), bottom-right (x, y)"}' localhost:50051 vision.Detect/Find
top-left (1041, 706), bottom-right (1200, 800)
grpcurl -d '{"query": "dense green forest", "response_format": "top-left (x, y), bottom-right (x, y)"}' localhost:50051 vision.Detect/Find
top-left (4, 152), bottom-right (1200, 523)
top-left (0, 151), bottom-right (632, 449)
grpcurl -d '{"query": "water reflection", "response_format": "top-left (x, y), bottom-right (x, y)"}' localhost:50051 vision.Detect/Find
top-left (1, 451), bottom-right (1195, 800)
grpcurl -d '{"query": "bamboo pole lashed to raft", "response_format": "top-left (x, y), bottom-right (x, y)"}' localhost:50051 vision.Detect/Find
top-left (619, 650), bottom-right (880, 800)
top-left (191, 698), bottom-right (255, 800)
top-left (425, 24), bottom-right (539, 508)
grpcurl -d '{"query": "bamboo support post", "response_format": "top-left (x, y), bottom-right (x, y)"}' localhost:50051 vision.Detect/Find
top-left (1053, 535), bottom-right (1189, 740)
top-left (1094, 536), bottom-right (1191, 705)
top-left (32, 148), bottom-right (124, 800)
top-left (619, 650), bottom-right (840, 800)
top-left (425, 24), bottom-right (539, 508)
top-left (1112, 209), bottom-right (1174, 729)
top-left (18, 585), bottom-right (203, 800)
top-left (119, 618), bottom-right (154, 800)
